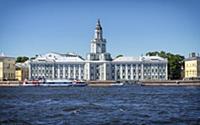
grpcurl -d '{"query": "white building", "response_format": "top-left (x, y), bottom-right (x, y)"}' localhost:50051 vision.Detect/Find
top-left (30, 53), bottom-right (85, 80)
top-left (29, 20), bottom-right (168, 81)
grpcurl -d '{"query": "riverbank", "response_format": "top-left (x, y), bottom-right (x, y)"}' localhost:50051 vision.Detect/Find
top-left (0, 80), bottom-right (120, 87)
top-left (140, 80), bottom-right (200, 86)
top-left (0, 81), bottom-right (22, 86)
top-left (0, 80), bottom-right (200, 86)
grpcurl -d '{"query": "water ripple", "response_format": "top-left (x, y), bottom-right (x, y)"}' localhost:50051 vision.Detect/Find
top-left (0, 86), bottom-right (200, 125)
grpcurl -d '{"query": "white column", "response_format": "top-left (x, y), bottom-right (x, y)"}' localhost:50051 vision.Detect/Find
top-left (87, 63), bottom-right (90, 80)
top-left (114, 64), bottom-right (117, 80)
top-left (156, 64), bottom-right (158, 80)
top-left (131, 64), bottom-right (133, 80)
top-left (84, 63), bottom-right (87, 80)
top-left (125, 64), bottom-right (128, 80)
top-left (136, 64), bottom-right (138, 80)
top-left (52, 65), bottom-right (54, 79)
top-left (79, 64), bottom-right (81, 80)
top-left (68, 65), bottom-right (70, 79)
top-left (120, 64), bottom-right (123, 80)
top-left (28, 63), bottom-right (31, 80)
top-left (84, 63), bottom-right (90, 81)
top-left (57, 65), bottom-right (60, 79)
top-left (141, 63), bottom-right (144, 80)
top-left (104, 63), bottom-right (106, 80)
top-left (93, 64), bottom-right (96, 80)
top-left (166, 63), bottom-right (168, 80)
top-left (107, 63), bottom-right (111, 80)
top-left (151, 64), bottom-right (153, 79)
top-left (63, 65), bottom-right (65, 79)
top-left (74, 65), bottom-right (76, 79)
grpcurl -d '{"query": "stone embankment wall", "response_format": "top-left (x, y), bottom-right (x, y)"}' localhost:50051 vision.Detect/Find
top-left (0, 81), bottom-right (23, 86)
top-left (1, 80), bottom-right (200, 86)
top-left (140, 80), bottom-right (200, 86)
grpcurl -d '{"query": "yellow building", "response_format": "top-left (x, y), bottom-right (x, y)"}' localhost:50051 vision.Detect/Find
top-left (15, 62), bottom-right (29, 81)
top-left (185, 53), bottom-right (200, 79)
top-left (0, 56), bottom-right (16, 81)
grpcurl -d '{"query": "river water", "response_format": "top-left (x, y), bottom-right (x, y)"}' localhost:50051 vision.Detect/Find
top-left (0, 86), bottom-right (200, 125)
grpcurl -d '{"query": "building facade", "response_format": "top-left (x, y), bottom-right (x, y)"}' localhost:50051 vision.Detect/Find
top-left (112, 56), bottom-right (167, 81)
top-left (0, 56), bottom-right (16, 81)
top-left (184, 53), bottom-right (200, 79)
top-left (29, 20), bottom-right (168, 81)
top-left (15, 62), bottom-right (29, 81)
top-left (29, 53), bottom-right (85, 80)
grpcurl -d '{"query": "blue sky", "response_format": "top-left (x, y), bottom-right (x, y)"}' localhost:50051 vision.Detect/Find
top-left (0, 0), bottom-right (200, 58)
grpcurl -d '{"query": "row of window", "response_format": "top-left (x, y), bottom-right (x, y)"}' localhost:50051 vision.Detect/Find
top-left (32, 74), bottom-right (84, 79)
top-left (32, 69), bottom-right (83, 75)
top-left (31, 64), bottom-right (84, 68)
top-left (3, 73), bottom-right (15, 79)
top-left (185, 71), bottom-right (197, 76)
top-left (116, 75), bottom-right (141, 80)
top-left (113, 64), bottom-right (165, 67)
top-left (114, 66), bottom-right (165, 70)
top-left (186, 63), bottom-right (197, 67)
top-left (115, 69), bottom-right (164, 73)
top-left (114, 74), bottom-right (166, 80)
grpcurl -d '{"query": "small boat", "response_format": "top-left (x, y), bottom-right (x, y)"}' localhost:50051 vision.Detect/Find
top-left (22, 79), bottom-right (40, 86)
top-left (39, 79), bottom-right (87, 87)
top-left (110, 82), bottom-right (124, 86)
top-left (22, 79), bottom-right (88, 87)
top-left (40, 79), bottom-right (73, 87)
top-left (72, 80), bottom-right (88, 87)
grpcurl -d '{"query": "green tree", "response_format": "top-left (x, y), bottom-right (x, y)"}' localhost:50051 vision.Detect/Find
top-left (115, 54), bottom-right (123, 58)
top-left (16, 56), bottom-right (29, 63)
top-left (30, 54), bottom-right (38, 60)
top-left (146, 51), bottom-right (184, 80)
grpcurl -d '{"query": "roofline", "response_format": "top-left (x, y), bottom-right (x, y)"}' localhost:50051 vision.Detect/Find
top-left (185, 57), bottom-right (200, 61)
top-left (0, 56), bottom-right (15, 60)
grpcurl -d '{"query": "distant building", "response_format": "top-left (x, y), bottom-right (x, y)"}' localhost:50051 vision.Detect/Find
top-left (0, 56), bottom-right (16, 81)
top-left (15, 61), bottom-right (29, 81)
top-left (112, 56), bottom-right (167, 81)
top-left (184, 53), bottom-right (200, 79)
top-left (29, 20), bottom-right (168, 81)
top-left (29, 53), bottom-right (85, 80)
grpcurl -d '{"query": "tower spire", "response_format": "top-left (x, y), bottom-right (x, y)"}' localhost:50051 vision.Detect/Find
top-left (94, 19), bottom-right (103, 39)
top-left (96, 19), bottom-right (102, 30)
top-left (97, 19), bottom-right (100, 25)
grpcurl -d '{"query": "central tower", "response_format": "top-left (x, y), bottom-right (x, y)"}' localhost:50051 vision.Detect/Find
top-left (87, 19), bottom-right (112, 61)
top-left (90, 19), bottom-right (106, 53)
top-left (85, 19), bottom-right (112, 81)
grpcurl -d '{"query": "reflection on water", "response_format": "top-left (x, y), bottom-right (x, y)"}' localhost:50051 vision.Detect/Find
top-left (0, 86), bottom-right (200, 125)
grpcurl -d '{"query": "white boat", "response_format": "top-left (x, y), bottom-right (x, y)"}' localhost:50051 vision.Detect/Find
top-left (22, 79), bottom-right (40, 86)
top-left (22, 83), bottom-right (39, 86)
top-left (110, 82), bottom-right (124, 86)
top-left (22, 79), bottom-right (88, 87)
top-left (40, 79), bottom-right (88, 87)
top-left (72, 80), bottom-right (88, 87)
top-left (40, 79), bottom-right (73, 87)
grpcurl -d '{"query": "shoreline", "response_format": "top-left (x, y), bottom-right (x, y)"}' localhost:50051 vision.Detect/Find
top-left (0, 80), bottom-right (200, 86)
top-left (140, 80), bottom-right (200, 86)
